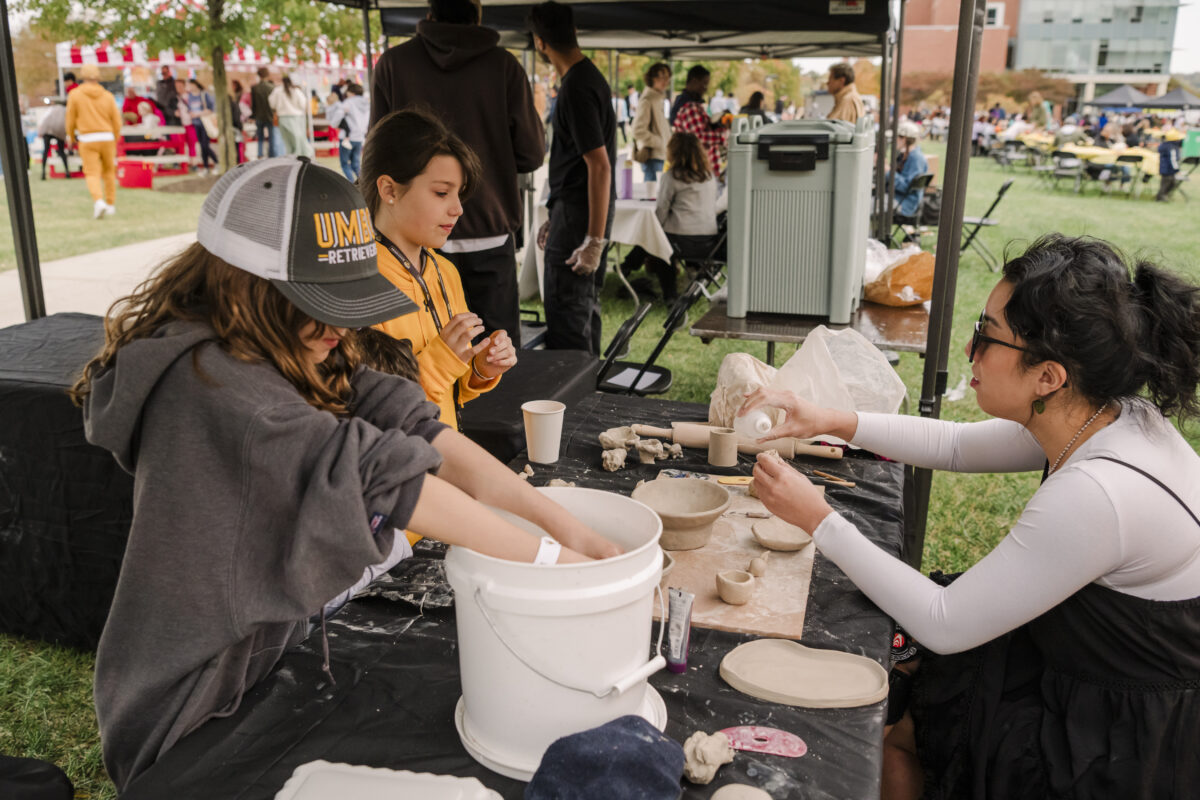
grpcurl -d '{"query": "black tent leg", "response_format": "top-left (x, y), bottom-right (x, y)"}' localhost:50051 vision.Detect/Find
top-left (1, 0), bottom-right (44, 321)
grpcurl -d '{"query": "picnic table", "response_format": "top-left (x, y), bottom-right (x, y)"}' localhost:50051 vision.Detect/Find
top-left (121, 392), bottom-right (904, 800)
top-left (691, 300), bottom-right (929, 367)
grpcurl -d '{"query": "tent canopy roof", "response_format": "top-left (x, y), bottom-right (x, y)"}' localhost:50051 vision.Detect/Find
top-left (1144, 86), bottom-right (1200, 109)
top-left (328, 0), bottom-right (892, 59)
top-left (1090, 84), bottom-right (1150, 107)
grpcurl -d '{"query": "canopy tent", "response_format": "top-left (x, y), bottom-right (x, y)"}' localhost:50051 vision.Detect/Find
top-left (1089, 84), bottom-right (1150, 108)
top-left (5, 0), bottom-right (991, 566)
top-left (371, 0), bottom-right (890, 60)
top-left (1142, 86), bottom-right (1200, 110)
top-left (55, 41), bottom-right (374, 73)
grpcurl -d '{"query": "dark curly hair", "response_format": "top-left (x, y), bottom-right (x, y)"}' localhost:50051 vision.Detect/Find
top-left (1001, 234), bottom-right (1200, 421)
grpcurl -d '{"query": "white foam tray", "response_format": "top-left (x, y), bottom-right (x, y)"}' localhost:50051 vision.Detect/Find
top-left (274, 760), bottom-right (502, 800)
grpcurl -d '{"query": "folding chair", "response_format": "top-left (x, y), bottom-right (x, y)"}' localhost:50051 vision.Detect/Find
top-left (1115, 154), bottom-right (1144, 199)
top-left (596, 283), bottom-right (705, 396)
top-left (1176, 156), bottom-right (1199, 202)
top-left (1049, 150), bottom-right (1084, 192)
top-left (960, 179), bottom-right (1014, 271)
top-left (890, 173), bottom-right (934, 247)
top-left (669, 218), bottom-right (727, 302)
top-left (1028, 145), bottom-right (1055, 181)
top-left (519, 308), bottom-right (548, 350)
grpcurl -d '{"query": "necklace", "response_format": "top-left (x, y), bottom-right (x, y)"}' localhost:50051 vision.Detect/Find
top-left (1049, 400), bottom-right (1109, 474)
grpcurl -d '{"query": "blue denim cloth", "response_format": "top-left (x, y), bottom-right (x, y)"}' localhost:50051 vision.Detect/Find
top-left (525, 715), bottom-right (685, 800)
top-left (256, 122), bottom-right (281, 158)
top-left (338, 140), bottom-right (363, 181)
top-left (641, 158), bottom-right (664, 182)
top-left (893, 146), bottom-right (929, 218)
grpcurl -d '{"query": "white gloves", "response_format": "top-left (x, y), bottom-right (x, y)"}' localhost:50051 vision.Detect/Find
top-left (566, 235), bottom-right (607, 276)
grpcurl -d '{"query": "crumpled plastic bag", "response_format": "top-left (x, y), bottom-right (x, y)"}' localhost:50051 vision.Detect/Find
top-left (864, 249), bottom-right (935, 307)
top-left (708, 352), bottom-right (783, 428)
top-left (773, 326), bottom-right (907, 415)
top-left (864, 240), bottom-right (922, 285)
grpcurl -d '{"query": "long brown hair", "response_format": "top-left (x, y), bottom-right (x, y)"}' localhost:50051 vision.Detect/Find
top-left (70, 242), bottom-right (364, 415)
top-left (667, 132), bottom-right (712, 184)
top-left (359, 107), bottom-right (482, 217)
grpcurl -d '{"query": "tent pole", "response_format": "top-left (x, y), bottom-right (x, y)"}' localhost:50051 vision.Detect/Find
top-left (873, 30), bottom-right (892, 242)
top-left (884, 0), bottom-right (907, 230)
top-left (1, 0), bottom-right (45, 321)
top-left (362, 0), bottom-right (374, 89)
top-left (905, 0), bottom-right (986, 568)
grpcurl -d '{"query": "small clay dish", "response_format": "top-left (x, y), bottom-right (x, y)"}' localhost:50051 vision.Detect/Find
top-left (716, 569), bottom-right (755, 605)
top-left (632, 478), bottom-right (732, 550)
top-left (661, 550), bottom-right (675, 578)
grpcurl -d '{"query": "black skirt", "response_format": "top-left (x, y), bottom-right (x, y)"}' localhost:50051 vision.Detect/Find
top-left (910, 583), bottom-right (1200, 800)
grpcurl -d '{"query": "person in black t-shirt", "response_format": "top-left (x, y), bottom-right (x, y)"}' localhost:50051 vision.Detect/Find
top-left (528, 1), bottom-right (616, 354)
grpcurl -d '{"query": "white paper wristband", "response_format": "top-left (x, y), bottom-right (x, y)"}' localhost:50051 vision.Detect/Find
top-left (534, 536), bottom-right (562, 565)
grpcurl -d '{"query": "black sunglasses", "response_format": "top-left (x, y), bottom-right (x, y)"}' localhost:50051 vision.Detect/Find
top-left (968, 312), bottom-right (1035, 363)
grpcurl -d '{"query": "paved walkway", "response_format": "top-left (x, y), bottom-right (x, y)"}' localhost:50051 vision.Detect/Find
top-left (0, 233), bottom-right (195, 329)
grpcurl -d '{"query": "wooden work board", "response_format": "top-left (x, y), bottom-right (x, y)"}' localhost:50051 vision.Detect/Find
top-left (652, 471), bottom-right (817, 640)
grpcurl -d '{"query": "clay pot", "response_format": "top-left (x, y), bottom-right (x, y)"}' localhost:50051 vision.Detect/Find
top-left (631, 478), bottom-right (732, 551)
top-left (716, 569), bottom-right (755, 605)
top-left (662, 550), bottom-right (675, 578)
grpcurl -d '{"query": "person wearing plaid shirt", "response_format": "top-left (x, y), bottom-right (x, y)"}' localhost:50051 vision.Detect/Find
top-left (670, 65), bottom-right (730, 179)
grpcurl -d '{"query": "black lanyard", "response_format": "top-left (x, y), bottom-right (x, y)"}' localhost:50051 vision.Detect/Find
top-left (374, 230), bottom-right (454, 333)
top-left (374, 229), bottom-right (465, 426)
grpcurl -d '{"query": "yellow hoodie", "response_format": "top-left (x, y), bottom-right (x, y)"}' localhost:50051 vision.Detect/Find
top-left (65, 82), bottom-right (122, 143)
top-left (373, 246), bottom-right (499, 426)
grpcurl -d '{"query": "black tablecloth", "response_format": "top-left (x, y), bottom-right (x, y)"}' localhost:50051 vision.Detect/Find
top-left (125, 394), bottom-right (903, 800)
top-left (0, 313), bottom-right (129, 649)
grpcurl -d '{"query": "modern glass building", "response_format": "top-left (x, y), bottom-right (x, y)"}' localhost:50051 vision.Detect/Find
top-left (1013, 0), bottom-right (1178, 102)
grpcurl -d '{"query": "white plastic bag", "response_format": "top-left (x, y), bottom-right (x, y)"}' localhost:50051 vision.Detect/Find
top-left (772, 326), bottom-right (907, 415)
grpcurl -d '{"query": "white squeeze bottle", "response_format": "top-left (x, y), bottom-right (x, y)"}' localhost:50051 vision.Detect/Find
top-left (733, 407), bottom-right (773, 439)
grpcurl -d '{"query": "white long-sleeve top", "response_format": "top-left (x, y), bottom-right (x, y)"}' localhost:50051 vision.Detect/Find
top-left (814, 403), bottom-right (1200, 654)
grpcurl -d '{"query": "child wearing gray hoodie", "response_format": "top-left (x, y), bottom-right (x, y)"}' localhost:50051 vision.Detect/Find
top-left (73, 157), bottom-right (619, 790)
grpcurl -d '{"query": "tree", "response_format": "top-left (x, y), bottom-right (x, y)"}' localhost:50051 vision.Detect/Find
top-left (11, 23), bottom-right (61, 103)
top-left (17, 0), bottom-right (376, 173)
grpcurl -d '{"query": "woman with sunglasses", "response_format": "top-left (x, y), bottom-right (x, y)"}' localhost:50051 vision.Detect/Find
top-left (741, 234), bottom-right (1200, 800)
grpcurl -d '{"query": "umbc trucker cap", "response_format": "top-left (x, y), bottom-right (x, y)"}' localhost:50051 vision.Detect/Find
top-left (197, 156), bottom-right (418, 328)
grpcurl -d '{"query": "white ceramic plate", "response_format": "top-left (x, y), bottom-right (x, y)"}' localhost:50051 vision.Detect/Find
top-left (273, 760), bottom-right (503, 800)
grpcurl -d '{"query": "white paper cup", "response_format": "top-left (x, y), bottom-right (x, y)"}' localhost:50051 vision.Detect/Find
top-left (522, 400), bottom-right (566, 464)
top-left (644, 180), bottom-right (657, 200)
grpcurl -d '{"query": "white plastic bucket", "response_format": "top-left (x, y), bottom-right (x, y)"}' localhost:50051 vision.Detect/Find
top-left (444, 487), bottom-right (667, 780)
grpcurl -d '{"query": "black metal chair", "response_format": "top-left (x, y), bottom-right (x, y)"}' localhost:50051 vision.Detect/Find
top-left (890, 173), bottom-right (935, 246)
top-left (1176, 155), bottom-right (1199, 202)
top-left (1049, 150), bottom-right (1084, 192)
top-left (518, 308), bottom-right (548, 350)
top-left (1115, 154), bottom-right (1145, 198)
top-left (960, 178), bottom-right (1014, 271)
top-left (596, 279), bottom-right (708, 397)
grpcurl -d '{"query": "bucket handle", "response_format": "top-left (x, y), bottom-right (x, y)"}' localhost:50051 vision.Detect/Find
top-left (472, 582), bottom-right (667, 699)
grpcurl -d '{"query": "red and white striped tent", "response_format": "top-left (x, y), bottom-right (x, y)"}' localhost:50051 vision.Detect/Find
top-left (56, 41), bottom-right (372, 74)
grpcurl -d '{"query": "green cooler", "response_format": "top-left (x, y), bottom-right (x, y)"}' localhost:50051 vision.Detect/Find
top-left (725, 116), bottom-right (874, 323)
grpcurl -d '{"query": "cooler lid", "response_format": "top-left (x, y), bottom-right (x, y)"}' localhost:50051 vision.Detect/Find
top-left (736, 118), bottom-right (856, 146)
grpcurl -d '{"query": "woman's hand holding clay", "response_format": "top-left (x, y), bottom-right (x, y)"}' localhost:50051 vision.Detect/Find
top-left (439, 312), bottom-right (488, 365)
top-left (752, 451), bottom-right (834, 534)
top-left (739, 388), bottom-right (859, 443)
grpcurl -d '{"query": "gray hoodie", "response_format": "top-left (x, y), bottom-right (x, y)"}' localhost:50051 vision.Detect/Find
top-left (83, 320), bottom-right (445, 789)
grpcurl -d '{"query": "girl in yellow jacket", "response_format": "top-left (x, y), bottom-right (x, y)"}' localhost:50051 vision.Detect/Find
top-left (360, 109), bottom-right (517, 427)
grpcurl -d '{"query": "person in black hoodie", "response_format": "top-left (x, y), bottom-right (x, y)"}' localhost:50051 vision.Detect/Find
top-left (73, 157), bottom-right (619, 791)
top-left (371, 0), bottom-right (545, 347)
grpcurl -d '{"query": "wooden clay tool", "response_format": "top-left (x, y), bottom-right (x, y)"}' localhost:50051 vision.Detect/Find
top-left (632, 422), bottom-right (842, 460)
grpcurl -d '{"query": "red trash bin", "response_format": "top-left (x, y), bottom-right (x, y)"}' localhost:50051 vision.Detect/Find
top-left (117, 160), bottom-right (153, 189)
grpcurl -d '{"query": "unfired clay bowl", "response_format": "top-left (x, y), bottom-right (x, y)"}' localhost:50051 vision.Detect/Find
top-left (632, 478), bottom-right (732, 551)
top-left (662, 550), bottom-right (675, 578)
top-left (716, 569), bottom-right (756, 605)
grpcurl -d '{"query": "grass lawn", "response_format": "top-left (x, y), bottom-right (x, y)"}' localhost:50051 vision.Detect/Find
top-left (2, 143), bottom-right (1198, 798)
top-left (0, 170), bottom-right (208, 272)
